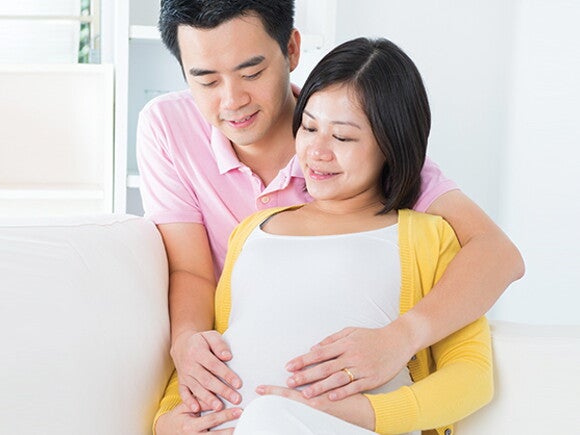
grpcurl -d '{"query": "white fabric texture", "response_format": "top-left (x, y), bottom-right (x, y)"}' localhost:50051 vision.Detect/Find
top-left (0, 215), bottom-right (173, 434)
top-left (219, 223), bottom-right (415, 432)
top-left (234, 395), bottom-right (377, 435)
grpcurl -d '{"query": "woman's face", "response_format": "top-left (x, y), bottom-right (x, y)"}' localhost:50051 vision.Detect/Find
top-left (295, 84), bottom-right (386, 205)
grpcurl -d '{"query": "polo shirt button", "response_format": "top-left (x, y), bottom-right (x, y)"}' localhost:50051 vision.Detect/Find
top-left (260, 196), bottom-right (270, 204)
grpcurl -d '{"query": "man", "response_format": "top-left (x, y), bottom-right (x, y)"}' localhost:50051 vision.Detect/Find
top-left (137, 1), bottom-right (524, 433)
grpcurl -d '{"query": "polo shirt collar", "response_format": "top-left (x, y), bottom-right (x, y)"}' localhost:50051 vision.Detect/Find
top-left (211, 83), bottom-right (303, 176)
top-left (285, 154), bottom-right (304, 179)
top-left (211, 127), bottom-right (244, 175)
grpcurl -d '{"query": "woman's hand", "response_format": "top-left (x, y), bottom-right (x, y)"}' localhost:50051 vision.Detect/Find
top-left (255, 385), bottom-right (374, 430)
top-left (155, 402), bottom-right (242, 435)
top-left (285, 319), bottom-right (418, 400)
top-left (171, 329), bottom-right (243, 412)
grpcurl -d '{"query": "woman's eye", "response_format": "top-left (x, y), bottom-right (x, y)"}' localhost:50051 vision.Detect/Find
top-left (333, 135), bottom-right (353, 142)
top-left (301, 124), bottom-right (316, 132)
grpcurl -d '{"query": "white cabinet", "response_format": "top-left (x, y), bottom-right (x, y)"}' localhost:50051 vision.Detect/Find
top-left (0, 64), bottom-right (114, 217)
top-left (113, 0), bottom-right (336, 215)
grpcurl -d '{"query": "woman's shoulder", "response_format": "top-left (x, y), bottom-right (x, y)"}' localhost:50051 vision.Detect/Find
top-left (398, 208), bottom-right (456, 242)
top-left (399, 208), bottom-right (444, 226)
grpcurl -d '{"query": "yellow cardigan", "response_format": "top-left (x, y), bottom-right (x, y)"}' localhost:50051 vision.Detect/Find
top-left (155, 207), bottom-right (493, 435)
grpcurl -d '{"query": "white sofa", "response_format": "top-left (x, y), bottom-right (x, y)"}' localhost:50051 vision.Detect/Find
top-left (1, 215), bottom-right (579, 434)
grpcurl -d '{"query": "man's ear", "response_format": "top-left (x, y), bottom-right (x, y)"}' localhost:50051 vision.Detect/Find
top-left (287, 28), bottom-right (301, 72)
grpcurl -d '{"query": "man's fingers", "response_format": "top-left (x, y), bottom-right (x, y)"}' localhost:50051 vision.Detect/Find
top-left (202, 330), bottom-right (234, 361)
top-left (178, 384), bottom-right (201, 412)
top-left (314, 327), bottom-right (353, 348)
top-left (197, 350), bottom-right (243, 391)
top-left (285, 342), bottom-right (341, 372)
top-left (298, 369), bottom-right (352, 399)
top-left (186, 367), bottom-right (242, 409)
top-left (287, 359), bottom-right (342, 388)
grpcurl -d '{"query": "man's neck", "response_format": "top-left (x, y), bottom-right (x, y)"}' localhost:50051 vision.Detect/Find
top-left (233, 93), bottom-right (297, 186)
top-left (234, 136), bottom-right (295, 186)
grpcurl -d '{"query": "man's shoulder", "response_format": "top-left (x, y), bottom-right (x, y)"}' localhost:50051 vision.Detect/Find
top-left (141, 89), bottom-right (200, 117)
top-left (138, 89), bottom-right (213, 140)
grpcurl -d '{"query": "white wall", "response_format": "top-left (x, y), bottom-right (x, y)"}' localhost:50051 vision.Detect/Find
top-left (335, 0), bottom-right (580, 325)
top-left (497, 0), bottom-right (580, 324)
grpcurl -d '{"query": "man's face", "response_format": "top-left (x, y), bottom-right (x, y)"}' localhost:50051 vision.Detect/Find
top-left (177, 14), bottom-right (300, 148)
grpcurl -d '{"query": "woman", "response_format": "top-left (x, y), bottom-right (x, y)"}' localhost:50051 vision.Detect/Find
top-left (157, 37), bottom-right (493, 435)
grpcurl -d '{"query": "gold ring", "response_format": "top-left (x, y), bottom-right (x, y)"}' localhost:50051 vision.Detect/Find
top-left (342, 367), bottom-right (355, 383)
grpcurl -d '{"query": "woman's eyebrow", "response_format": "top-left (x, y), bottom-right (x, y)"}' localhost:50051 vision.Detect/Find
top-left (303, 109), bottom-right (361, 129)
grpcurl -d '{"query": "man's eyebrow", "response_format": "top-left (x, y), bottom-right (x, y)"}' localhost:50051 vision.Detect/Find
top-left (234, 55), bottom-right (265, 71)
top-left (303, 109), bottom-right (361, 129)
top-left (189, 56), bottom-right (265, 77)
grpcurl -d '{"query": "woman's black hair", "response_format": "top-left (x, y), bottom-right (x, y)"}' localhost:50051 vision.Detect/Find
top-left (293, 37), bottom-right (431, 214)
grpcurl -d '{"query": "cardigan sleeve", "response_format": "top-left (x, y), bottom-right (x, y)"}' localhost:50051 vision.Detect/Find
top-left (152, 370), bottom-right (181, 434)
top-left (366, 216), bottom-right (494, 434)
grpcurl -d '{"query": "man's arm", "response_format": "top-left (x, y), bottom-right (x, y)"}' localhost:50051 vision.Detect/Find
top-left (285, 190), bottom-right (523, 400)
top-left (406, 189), bottom-right (524, 347)
top-left (158, 223), bottom-right (242, 412)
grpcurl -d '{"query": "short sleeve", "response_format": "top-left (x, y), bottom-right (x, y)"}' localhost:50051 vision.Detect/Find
top-left (413, 157), bottom-right (459, 212)
top-left (136, 104), bottom-right (204, 225)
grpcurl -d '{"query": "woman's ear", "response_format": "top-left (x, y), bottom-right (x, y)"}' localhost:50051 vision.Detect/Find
top-left (287, 28), bottom-right (301, 72)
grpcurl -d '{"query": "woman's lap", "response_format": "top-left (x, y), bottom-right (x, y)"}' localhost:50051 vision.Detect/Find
top-left (233, 395), bottom-right (377, 435)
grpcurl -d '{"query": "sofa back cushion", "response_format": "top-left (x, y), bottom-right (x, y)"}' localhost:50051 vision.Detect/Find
top-left (0, 215), bottom-right (172, 434)
top-left (456, 321), bottom-right (580, 433)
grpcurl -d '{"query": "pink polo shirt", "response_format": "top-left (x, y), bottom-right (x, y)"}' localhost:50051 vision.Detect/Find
top-left (137, 90), bottom-right (457, 277)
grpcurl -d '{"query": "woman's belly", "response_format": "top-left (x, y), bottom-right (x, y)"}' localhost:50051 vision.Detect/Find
top-left (214, 226), bottom-right (411, 427)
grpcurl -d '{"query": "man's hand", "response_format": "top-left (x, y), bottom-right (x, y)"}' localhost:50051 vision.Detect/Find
top-left (171, 330), bottom-right (243, 412)
top-left (155, 403), bottom-right (241, 435)
top-left (285, 317), bottom-right (418, 401)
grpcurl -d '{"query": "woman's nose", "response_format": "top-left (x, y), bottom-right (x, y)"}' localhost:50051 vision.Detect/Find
top-left (308, 141), bottom-right (333, 161)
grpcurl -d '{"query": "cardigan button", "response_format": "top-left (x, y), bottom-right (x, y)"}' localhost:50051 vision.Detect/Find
top-left (410, 355), bottom-right (417, 361)
top-left (444, 429), bottom-right (452, 435)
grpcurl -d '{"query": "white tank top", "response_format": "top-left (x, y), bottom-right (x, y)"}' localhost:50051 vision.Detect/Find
top-left (219, 223), bottom-right (414, 431)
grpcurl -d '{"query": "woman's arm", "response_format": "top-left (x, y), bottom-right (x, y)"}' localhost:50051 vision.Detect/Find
top-left (366, 316), bottom-right (493, 434)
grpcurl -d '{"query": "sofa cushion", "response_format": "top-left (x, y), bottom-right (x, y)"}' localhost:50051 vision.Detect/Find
top-left (456, 321), bottom-right (580, 433)
top-left (0, 215), bottom-right (172, 434)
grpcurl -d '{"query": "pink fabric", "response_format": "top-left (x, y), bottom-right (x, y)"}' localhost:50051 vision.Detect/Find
top-left (137, 90), bottom-right (457, 276)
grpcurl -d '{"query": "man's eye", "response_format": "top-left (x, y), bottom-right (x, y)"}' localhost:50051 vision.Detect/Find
top-left (244, 70), bottom-right (263, 80)
top-left (199, 81), bottom-right (217, 88)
